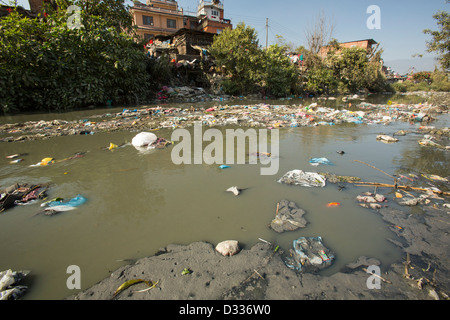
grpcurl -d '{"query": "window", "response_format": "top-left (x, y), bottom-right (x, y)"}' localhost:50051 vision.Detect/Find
top-left (167, 19), bottom-right (176, 29)
top-left (143, 15), bottom-right (153, 26)
top-left (211, 10), bottom-right (219, 17)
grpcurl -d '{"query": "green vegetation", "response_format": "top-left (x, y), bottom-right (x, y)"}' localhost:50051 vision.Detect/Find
top-left (210, 23), bottom-right (391, 97)
top-left (262, 44), bottom-right (299, 97)
top-left (0, 2), bottom-right (448, 113)
top-left (0, 0), bottom-right (150, 113)
top-left (210, 23), bottom-right (298, 97)
top-left (423, 1), bottom-right (450, 72)
top-left (392, 69), bottom-right (450, 92)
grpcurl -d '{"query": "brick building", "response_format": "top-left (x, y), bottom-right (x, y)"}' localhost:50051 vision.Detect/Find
top-left (130, 0), bottom-right (185, 41)
top-left (319, 39), bottom-right (377, 57)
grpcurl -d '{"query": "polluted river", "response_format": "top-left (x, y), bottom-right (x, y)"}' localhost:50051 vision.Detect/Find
top-left (0, 93), bottom-right (449, 300)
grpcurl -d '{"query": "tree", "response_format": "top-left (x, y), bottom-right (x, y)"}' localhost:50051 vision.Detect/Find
top-left (332, 47), bottom-right (369, 92)
top-left (209, 22), bottom-right (263, 95)
top-left (261, 44), bottom-right (299, 97)
top-left (210, 23), bottom-right (299, 96)
top-left (305, 62), bottom-right (336, 95)
top-left (423, 1), bottom-right (450, 71)
top-left (304, 10), bottom-right (335, 55)
top-left (304, 45), bottom-right (388, 95)
top-left (0, 0), bottom-right (149, 112)
top-left (78, 0), bottom-right (134, 32)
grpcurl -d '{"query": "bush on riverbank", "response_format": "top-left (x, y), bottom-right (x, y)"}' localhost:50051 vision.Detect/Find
top-left (303, 46), bottom-right (390, 95)
top-left (209, 23), bottom-right (299, 97)
top-left (392, 69), bottom-right (450, 93)
top-left (210, 24), bottom-right (391, 97)
top-left (0, 1), bottom-right (150, 113)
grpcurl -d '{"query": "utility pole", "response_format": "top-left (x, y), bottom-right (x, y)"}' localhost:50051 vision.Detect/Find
top-left (265, 18), bottom-right (269, 49)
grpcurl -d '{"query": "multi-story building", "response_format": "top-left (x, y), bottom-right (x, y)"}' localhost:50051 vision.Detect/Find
top-left (131, 0), bottom-right (232, 40)
top-left (130, 0), bottom-right (185, 41)
top-left (195, 0), bottom-right (232, 34)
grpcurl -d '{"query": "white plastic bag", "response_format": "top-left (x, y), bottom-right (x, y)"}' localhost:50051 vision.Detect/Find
top-left (131, 132), bottom-right (157, 147)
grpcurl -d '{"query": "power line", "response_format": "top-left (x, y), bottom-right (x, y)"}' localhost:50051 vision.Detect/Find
top-left (224, 10), bottom-right (307, 48)
top-left (228, 12), bottom-right (305, 46)
top-left (269, 20), bottom-right (305, 44)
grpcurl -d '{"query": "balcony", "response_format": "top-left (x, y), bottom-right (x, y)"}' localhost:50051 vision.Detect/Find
top-left (200, 17), bottom-right (231, 25)
top-left (198, 0), bottom-right (224, 10)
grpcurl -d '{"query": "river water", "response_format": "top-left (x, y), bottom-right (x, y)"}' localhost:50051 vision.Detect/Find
top-left (0, 95), bottom-right (448, 299)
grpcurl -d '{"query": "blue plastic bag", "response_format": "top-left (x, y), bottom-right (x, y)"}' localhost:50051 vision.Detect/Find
top-left (47, 195), bottom-right (87, 208)
top-left (309, 158), bottom-right (334, 166)
top-left (284, 236), bottom-right (335, 272)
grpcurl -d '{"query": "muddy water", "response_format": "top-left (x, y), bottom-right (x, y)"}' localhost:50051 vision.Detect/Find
top-left (0, 96), bottom-right (448, 300)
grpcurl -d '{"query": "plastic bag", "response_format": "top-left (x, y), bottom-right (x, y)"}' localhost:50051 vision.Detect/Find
top-left (284, 236), bottom-right (335, 272)
top-left (309, 157), bottom-right (333, 166)
top-left (131, 132), bottom-right (157, 147)
top-left (278, 170), bottom-right (326, 187)
top-left (43, 195), bottom-right (87, 214)
top-left (47, 195), bottom-right (86, 208)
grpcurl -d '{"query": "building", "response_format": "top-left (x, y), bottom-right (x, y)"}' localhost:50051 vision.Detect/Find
top-left (146, 28), bottom-right (215, 60)
top-left (131, 0), bottom-right (232, 41)
top-left (195, 0), bottom-right (232, 34)
top-left (319, 39), bottom-right (377, 57)
top-left (1, 0), bottom-right (43, 18)
top-left (171, 28), bottom-right (215, 57)
top-left (130, 0), bottom-right (185, 41)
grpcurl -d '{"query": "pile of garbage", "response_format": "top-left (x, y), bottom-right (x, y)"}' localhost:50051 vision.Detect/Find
top-left (0, 183), bottom-right (48, 213)
top-left (356, 192), bottom-right (388, 210)
top-left (283, 236), bottom-right (335, 273)
top-left (417, 126), bottom-right (450, 150)
top-left (353, 171), bottom-right (449, 210)
top-left (156, 86), bottom-right (213, 102)
top-left (270, 200), bottom-right (308, 233)
top-left (0, 269), bottom-right (30, 300)
top-left (277, 170), bottom-right (326, 188)
top-left (265, 195), bottom-right (334, 271)
top-left (394, 173), bottom-right (449, 207)
top-left (0, 97), bottom-right (447, 143)
top-left (376, 135), bottom-right (399, 143)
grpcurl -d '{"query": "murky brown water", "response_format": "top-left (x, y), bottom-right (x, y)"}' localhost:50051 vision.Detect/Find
top-left (0, 95), bottom-right (448, 300)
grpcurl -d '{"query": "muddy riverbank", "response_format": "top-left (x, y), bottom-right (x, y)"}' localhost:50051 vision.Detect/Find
top-left (68, 203), bottom-right (449, 301)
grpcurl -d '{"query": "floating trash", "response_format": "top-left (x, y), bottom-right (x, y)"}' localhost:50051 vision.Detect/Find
top-left (283, 236), bottom-right (335, 272)
top-left (40, 195), bottom-right (87, 216)
top-left (226, 186), bottom-right (240, 196)
top-left (278, 170), bottom-right (326, 187)
top-left (309, 157), bottom-right (334, 166)
top-left (270, 200), bottom-right (307, 233)
top-left (0, 269), bottom-right (30, 300)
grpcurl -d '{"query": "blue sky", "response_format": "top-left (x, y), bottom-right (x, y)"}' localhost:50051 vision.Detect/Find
top-left (12, 0), bottom-right (449, 74)
top-left (180, 0), bottom-right (449, 73)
